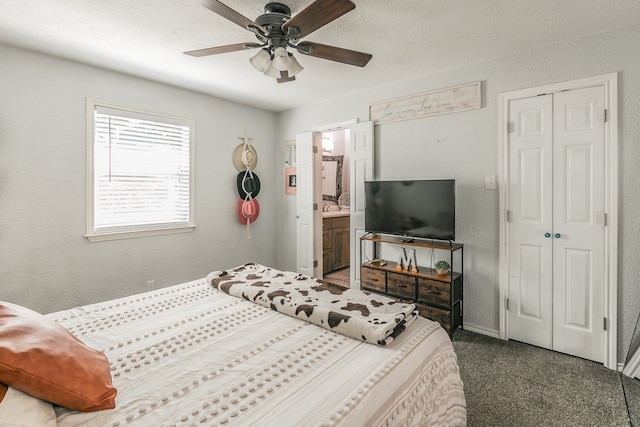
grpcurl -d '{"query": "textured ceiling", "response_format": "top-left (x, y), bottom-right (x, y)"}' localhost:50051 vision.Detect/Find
top-left (1, 0), bottom-right (639, 112)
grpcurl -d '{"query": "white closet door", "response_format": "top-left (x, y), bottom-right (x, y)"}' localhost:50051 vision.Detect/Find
top-left (552, 86), bottom-right (605, 362)
top-left (507, 94), bottom-right (554, 348)
top-left (507, 86), bottom-right (606, 363)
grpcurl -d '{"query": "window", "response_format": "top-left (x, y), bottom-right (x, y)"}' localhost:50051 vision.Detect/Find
top-left (86, 101), bottom-right (195, 241)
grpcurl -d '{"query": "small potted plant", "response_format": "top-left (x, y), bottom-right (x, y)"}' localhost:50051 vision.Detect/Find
top-left (435, 260), bottom-right (451, 276)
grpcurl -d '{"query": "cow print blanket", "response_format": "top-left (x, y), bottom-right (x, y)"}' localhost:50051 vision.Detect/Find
top-left (206, 263), bottom-right (418, 345)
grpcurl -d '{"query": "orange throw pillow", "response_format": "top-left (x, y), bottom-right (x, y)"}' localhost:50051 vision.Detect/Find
top-left (0, 383), bottom-right (7, 402)
top-left (0, 301), bottom-right (117, 411)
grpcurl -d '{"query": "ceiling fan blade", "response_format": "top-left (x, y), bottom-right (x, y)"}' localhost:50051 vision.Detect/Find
top-left (295, 42), bottom-right (372, 67)
top-left (197, 0), bottom-right (266, 34)
top-left (184, 42), bottom-right (263, 57)
top-left (282, 0), bottom-right (355, 39)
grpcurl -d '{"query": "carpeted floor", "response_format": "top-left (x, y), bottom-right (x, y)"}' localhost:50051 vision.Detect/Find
top-left (623, 375), bottom-right (640, 426)
top-left (452, 329), bottom-right (630, 426)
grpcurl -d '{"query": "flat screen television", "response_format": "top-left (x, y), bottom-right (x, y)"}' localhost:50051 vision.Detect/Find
top-left (365, 179), bottom-right (455, 241)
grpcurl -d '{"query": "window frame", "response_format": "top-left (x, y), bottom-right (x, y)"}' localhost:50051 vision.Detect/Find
top-left (85, 99), bottom-right (196, 242)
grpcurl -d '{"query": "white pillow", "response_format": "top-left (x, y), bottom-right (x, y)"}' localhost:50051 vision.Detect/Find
top-left (0, 386), bottom-right (56, 427)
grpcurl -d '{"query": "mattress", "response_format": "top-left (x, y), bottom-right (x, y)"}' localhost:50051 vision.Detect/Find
top-left (49, 269), bottom-right (466, 426)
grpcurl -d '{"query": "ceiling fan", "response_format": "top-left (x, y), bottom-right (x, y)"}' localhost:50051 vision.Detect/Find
top-left (184, 0), bottom-right (373, 83)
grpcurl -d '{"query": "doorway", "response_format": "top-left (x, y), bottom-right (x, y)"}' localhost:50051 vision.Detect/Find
top-left (498, 73), bottom-right (618, 369)
top-left (320, 129), bottom-right (351, 287)
top-left (295, 121), bottom-right (374, 287)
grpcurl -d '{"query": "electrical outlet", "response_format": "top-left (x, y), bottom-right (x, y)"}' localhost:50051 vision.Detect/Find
top-left (146, 280), bottom-right (155, 292)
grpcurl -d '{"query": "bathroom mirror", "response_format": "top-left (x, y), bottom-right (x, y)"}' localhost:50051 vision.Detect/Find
top-left (322, 155), bottom-right (343, 202)
top-left (623, 312), bottom-right (640, 426)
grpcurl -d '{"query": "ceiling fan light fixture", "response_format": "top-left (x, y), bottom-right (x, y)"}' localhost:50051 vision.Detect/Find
top-left (271, 47), bottom-right (292, 71)
top-left (264, 51), bottom-right (303, 79)
top-left (187, 1), bottom-right (373, 82)
top-left (287, 55), bottom-right (304, 76)
top-left (263, 61), bottom-right (281, 78)
top-left (249, 48), bottom-right (271, 72)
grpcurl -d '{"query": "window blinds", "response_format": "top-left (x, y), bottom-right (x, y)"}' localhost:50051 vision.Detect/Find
top-left (92, 106), bottom-right (192, 234)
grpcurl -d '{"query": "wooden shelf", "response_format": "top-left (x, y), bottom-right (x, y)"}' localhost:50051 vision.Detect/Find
top-left (362, 260), bottom-right (461, 283)
top-left (360, 234), bottom-right (464, 337)
top-left (361, 234), bottom-right (463, 251)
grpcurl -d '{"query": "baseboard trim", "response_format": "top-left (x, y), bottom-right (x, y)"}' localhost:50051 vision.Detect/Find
top-left (462, 323), bottom-right (501, 339)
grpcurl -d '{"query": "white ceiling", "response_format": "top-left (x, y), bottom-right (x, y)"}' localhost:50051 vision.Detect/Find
top-left (1, 0), bottom-right (639, 112)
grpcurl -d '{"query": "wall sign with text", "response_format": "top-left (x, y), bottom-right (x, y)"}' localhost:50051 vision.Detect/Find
top-left (369, 81), bottom-right (482, 124)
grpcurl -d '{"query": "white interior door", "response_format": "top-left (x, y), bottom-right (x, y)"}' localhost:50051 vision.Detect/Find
top-left (296, 132), bottom-right (321, 277)
top-left (348, 121), bottom-right (374, 288)
top-left (507, 86), bottom-right (606, 363)
top-left (551, 86), bottom-right (605, 362)
top-left (507, 94), bottom-right (554, 349)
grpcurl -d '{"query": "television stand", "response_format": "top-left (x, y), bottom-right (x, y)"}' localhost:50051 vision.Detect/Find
top-left (359, 235), bottom-right (463, 337)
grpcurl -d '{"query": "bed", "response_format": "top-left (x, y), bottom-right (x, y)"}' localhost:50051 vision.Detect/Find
top-left (0, 263), bottom-right (466, 426)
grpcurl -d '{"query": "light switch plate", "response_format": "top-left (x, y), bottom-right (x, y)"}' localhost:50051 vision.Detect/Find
top-left (485, 174), bottom-right (496, 190)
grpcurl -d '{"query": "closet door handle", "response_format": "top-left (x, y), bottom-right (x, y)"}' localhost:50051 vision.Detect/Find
top-left (554, 233), bottom-right (561, 239)
top-left (544, 233), bottom-right (551, 238)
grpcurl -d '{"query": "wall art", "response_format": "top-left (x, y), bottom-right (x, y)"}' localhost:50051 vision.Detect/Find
top-left (369, 81), bottom-right (481, 124)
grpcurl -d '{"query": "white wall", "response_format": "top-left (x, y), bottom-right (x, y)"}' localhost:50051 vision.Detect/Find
top-left (275, 23), bottom-right (640, 362)
top-left (0, 44), bottom-right (277, 314)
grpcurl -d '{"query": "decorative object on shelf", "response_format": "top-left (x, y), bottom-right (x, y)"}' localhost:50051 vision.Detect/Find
top-left (285, 167), bottom-right (296, 195)
top-left (369, 81), bottom-right (482, 124)
top-left (435, 260), bottom-right (451, 276)
top-left (411, 248), bottom-right (419, 273)
top-left (395, 247), bottom-right (418, 273)
top-left (338, 192), bottom-right (350, 210)
top-left (396, 250), bottom-right (405, 271)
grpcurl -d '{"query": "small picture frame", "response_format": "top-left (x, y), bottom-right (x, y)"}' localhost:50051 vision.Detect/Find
top-left (285, 167), bottom-right (296, 195)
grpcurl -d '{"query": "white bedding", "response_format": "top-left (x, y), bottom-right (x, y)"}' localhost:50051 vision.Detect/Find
top-left (49, 274), bottom-right (466, 426)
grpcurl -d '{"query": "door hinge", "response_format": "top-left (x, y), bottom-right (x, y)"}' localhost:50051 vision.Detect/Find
top-left (604, 317), bottom-right (607, 331)
top-left (604, 109), bottom-right (608, 123)
top-left (313, 260), bottom-right (318, 268)
top-left (506, 297), bottom-right (510, 310)
top-left (312, 145), bottom-right (318, 153)
top-left (604, 212), bottom-right (607, 226)
top-left (313, 203), bottom-right (318, 211)
top-left (506, 121), bottom-right (512, 133)
top-left (506, 210), bottom-right (511, 222)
